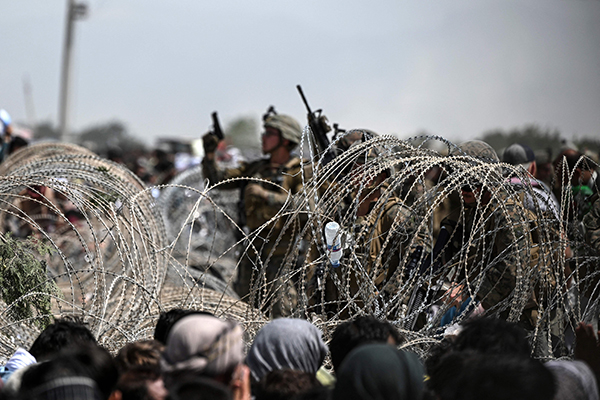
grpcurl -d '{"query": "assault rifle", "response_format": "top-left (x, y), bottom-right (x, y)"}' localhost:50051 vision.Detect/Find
top-left (210, 111), bottom-right (225, 141)
top-left (296, 85), bottom-right (336, 165)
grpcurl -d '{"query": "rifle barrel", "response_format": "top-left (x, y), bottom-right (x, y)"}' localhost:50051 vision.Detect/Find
top-left (296, 85), bottom-right (313, 114)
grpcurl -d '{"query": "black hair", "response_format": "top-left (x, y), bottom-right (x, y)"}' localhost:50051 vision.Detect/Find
top-left (29, 318), bottom-right (97, 361)
top-left (329, 315), bottom-right (404, 373)
top-left (452, 317), bottom-right (531, 357)
top-left (116, 365), bottom-right (162, 400)
top-left (428, 351), bottom-right (555, 400)
top-left (114, 339), bottom-right (164, 374)
top-left (154, 309), bottom-right (213, 345)
top-left (292, 385), bottom-right (331, 400)
top-left (19, 343), bottom-right (119, 400)
top-left (255, 369), bottom-right (320, 400)
top-left (167, 377), bottom-right (232, 400)
top-left (8, 136), bottom-right (28, 154)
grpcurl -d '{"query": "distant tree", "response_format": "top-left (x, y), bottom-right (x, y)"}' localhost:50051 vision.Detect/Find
top-left (480, 124), bottom-right (563, 159)
top-left (33, 122), bottom-right (60, 141)
top-left (575, 138), bottom-right (600, 160)
top-left (225, 116), bottom-right (260, 158)
top-left (76, 121), bottom-right (146, 158)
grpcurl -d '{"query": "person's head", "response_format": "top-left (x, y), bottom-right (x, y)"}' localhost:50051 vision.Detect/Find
top-left (449, 140), bottom-right (499, 207)
top-left (545, 360), bottom-right (599, 400)
top-left (452, 317), bottom-right (531, 357)
top-left (160, 314), bottom-right (245, 389)
top-left (115, 340), bottom-right (165, 374)
top-left (503, 143), bottom-right (537, 176)
top-left (332, 344), bottom-right (424, 400)
top-left (428, 351), bottom-right (555, 400)
top-left (345, 137), bottom-right (397, 215)
top-left (293, 385), bottom-right (331, 400)
top-left (246, 318), bottom-right (328, 383)
top-left (29, 318), bottom-right (97, 362)
top-left (19, 343), bottom-right (119, 400)
top-left (576, 156), bottom-right (595, 186)
top-left (534, 149), bottom-right (554, 184)
top-left (262, 114), bottom-right (302, 155)
top-left (553, 149), bottom-right (594, 187)
top-left (114, 365), bottom-right (168, 400)
top-left (452, 140), bottom-right (499, 162)
top-left (329, 315), bottom-right (404, 373)
top-left (254, 369), bottom-right (320, 400)
top-left (8, 136), bottom-right (28, 155)
top-left (107, 147), bottom-right (124, 164)
top-left (166, 377), bottom-right (232, 400)
top-left (350, 145), bottom-right (389, 190)
top-left (154, 309), bottom-right (213, 345)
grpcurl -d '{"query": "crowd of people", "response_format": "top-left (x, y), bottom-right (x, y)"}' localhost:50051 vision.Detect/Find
top-left (1, 104), bottom-right (600, 399)
top-left (0, 314), bottom-right (598, 400)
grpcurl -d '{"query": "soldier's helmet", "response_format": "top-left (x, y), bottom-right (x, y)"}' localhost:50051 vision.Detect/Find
top-left (347, 133), bottom-right (395, 180)
top-left (264, 114), bottom-right (303, 145)
top-left (450, 140), bottom-right (499, 163)
top-left (337, 129), bottom-right (377, 150)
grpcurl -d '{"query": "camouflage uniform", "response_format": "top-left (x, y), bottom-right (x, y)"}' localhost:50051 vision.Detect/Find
top-left (440, 141), bottom-right (535, 318)
top-left (202, 114), bottom-right (307, 316)
top-left (439, 192), bottom-right (532, 312)
top-left (355, 186), bottom-right (430, 294)
top-left (308, 139), bottom-right (431, 317)
top-left (580, 196), bottom-right (600, 308)
top-left (584, 196), bottom-right (600, 252)
top-left (309, 195), bottom-right (429, 318)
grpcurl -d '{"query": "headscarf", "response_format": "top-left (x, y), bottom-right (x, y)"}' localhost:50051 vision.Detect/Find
top-left (6, 348), bottom-right (36, 371)
top-left (546, 360), bottom-right (599, 400)
top-left (160, 315), bottom-right (244, 385)
top-left (332, 344), bottom-right (424, 400)
top-left (246, 318), bottom-right (328, 382)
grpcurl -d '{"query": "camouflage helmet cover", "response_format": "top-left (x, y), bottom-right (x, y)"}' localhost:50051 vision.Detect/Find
top-left (347, 134), bottom-right (395, 180)
top-left (450, 140), bottom-right (499, 163)
top-left (264, 114), bottom-right (303, 145)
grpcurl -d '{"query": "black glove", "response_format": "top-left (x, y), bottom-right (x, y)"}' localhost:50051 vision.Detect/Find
top-left (202, 133), bottom-right (220, 154)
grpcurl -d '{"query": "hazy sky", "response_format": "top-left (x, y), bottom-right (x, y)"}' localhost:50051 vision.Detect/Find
top-left (2, 0), bottom-right (600, 144)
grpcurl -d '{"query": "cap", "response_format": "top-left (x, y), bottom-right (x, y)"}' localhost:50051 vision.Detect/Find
top-left (503, 143), bottom-right (535, 165)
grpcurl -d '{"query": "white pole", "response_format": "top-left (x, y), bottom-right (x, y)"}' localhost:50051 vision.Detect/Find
top-left (58, 0), bottom-right (75, 143)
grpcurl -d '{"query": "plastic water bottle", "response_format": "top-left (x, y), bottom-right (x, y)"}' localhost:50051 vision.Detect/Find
top-left (325, 221), bottom-right (342, 268)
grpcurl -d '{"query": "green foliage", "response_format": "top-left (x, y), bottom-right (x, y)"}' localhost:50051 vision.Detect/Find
top-left (77, 121), bottom-right (146, 155)
top-left (0, 235), bottom-right (58, 328)
top-left (575, 138), bottom-right (600, 159)
top-left (226, 116), bottom-right (260, 151)
top-left (480, 124), bottom-right (563, 157)
top-left (33, 122), bottom-right (60, 140)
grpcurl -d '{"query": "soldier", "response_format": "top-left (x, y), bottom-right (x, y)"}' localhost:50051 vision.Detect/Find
top-left (309, 137), bottom-right (430, 318)
top-left (435, 140), bottom-right (536, 325)
top-left (202, 109), bottom-right (306, 316)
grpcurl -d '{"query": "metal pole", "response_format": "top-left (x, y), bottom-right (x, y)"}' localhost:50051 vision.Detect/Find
top-left (23, 75), bottom-right (36, 127)
top-left (58, 0), bottom-right (75, 143)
